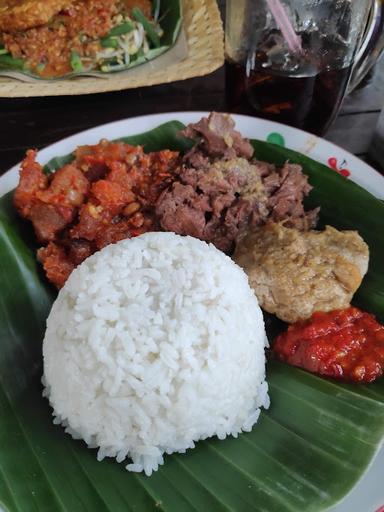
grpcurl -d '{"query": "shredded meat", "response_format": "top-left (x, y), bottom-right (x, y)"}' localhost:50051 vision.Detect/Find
top-left (156, 113), bottom-right (318, 253)
top-left (157, 157), bottom-right (268, 253)
top-left (182, 112), bottom-right (254, 161)
top-left (262, 162), bottom-right (320, 230)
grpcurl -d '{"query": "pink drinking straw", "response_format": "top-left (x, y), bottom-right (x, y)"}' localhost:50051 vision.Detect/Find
top-left (265, 0), bottom-right (303, 54)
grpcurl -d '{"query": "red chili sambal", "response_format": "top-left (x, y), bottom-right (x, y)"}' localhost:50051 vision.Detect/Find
top-left (273, 307), bottom-right (384, 383)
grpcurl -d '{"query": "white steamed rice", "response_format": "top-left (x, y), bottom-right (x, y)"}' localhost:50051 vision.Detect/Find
top-left (43, 232), bottom-right (269, 475)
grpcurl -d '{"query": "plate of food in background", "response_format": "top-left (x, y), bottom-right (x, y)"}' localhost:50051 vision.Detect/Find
top-left (0, 0), bottom-right (181, 79)
top-left (0, 112), bottom-right (383, 512)
top-left (0, 0), bottom-right (224, 97)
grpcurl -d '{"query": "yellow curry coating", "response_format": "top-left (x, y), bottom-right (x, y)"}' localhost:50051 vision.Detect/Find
top-left (234, 223), bottom-right (369, 324)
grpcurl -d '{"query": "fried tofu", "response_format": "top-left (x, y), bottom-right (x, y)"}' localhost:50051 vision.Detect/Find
top-left (0, 0), bottom-right (75, 32)
top-left (234, 223), bottom-right (369, 324)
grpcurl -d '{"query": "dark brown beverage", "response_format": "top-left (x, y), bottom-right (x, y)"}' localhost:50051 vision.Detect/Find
top-left (226, 60), bottom-right (352, 136)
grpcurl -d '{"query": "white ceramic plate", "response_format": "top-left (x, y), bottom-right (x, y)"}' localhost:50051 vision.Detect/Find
top-left (0, 113), bottom-right (383, 512)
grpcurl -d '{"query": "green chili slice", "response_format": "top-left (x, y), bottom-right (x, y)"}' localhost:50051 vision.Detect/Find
top-left (108, 21), bottom-right (135, 37)
top-left (131, 7), bottom-right (161, 48)
top-left (152, 0), bottom-right (161, 22)
top-left (100, 37), bottom-right (119, 49)
top-left (70, 50), bottom-right (83, 72)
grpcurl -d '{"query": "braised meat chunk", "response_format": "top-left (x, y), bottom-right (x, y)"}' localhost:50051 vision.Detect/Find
top-left (157, 157), bottom-right (269, 253)
top-left (260, 161), bottom-right (319, 230)
top-left (157, 112), bottom-right (318, 253)
top-left (182, 112), bottom-right (254, 160)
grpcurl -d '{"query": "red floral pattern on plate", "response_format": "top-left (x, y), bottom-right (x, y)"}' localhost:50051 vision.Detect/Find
top-left (328, 157), bottom-right (351, 177)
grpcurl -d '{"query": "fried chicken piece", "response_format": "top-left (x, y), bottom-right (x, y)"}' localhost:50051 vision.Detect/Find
top-left (38, 242), bottom-right (75, 289)
top-left (28, 203), bottom-right (73, 242)
top-left (234, 223), bottom-right (369, 324)
top-left (70, 180), bottom-right (132, 244)
top-left (14, 152), bottom-right (89, 243)
top-left (13, 149), bottom-right (47, 217)
top-left (37, 164), bottom-right (89, 208)
top-left (14, 141), bottom-right (179, 287)
top-left (0, 0), bottom-right (75, 32)
top-left (70, 144), bottom-right (177, 250)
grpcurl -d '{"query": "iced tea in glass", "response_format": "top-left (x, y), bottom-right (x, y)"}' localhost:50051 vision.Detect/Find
top-left (225, 0), bottom-right (372, 135)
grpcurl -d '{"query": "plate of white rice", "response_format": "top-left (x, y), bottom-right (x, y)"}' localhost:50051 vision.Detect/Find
top-left (43, 232), bottom-right (269, 476)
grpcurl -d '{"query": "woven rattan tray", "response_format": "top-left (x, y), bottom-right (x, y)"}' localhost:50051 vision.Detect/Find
top-left (0, 0), bottom-right (224, 97)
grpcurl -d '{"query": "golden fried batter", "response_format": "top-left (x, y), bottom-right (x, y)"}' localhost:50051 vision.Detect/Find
top-left (0, 0), bottom-right (75, 32)
top-left (234, 223), bottom-right (369, 324)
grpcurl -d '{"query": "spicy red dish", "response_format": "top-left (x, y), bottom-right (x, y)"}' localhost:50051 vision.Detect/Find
top-left (14, 142), bottom-right (178, 287)
top-left (273, 307), bottom-right (384, 383)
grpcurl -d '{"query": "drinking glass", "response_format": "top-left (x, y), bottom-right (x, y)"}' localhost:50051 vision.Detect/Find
top-left (225, 0), bottom-right (378, 135)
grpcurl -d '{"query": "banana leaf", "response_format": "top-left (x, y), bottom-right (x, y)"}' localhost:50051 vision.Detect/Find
top-left (1, 122), bottom-right (384, 512)
top-left (0, 0), bottom-right (181, 81)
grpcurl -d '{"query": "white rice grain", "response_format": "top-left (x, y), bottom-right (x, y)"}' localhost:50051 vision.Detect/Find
top-left (43, 233), bottom-right (269, 476)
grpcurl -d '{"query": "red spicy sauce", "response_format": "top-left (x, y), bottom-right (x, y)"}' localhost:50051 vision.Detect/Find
top-left (273, 307), bottom-right (384, 383)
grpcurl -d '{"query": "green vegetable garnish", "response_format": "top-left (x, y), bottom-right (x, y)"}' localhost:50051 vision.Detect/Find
top-left (132, 7), bottom-right (161, 47)
top-left (108, 21), bottom-right (135, 37)
top-left (70, 50), bottom-right (83, 72)
top-left (0, 48), bottom-right (9, 56)
top-left (130, 47), bottom-right (145, 62)
top-left (0, 54), bottom-right (25, 70)
top-left (100, 37), bottom-right (119, 49)
top-left (152, 0), bottom-right (161, 22)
